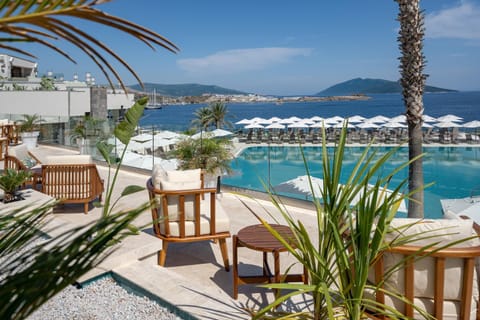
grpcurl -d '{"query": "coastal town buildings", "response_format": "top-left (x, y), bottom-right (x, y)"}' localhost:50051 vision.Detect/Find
top-left (0, 54), bottom-right (134, 145)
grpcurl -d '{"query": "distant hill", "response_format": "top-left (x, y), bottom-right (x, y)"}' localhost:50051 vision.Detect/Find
top-left (128, 82), bottom-right (247, 97)
top-left (317, 78), bottom-right (457, 96)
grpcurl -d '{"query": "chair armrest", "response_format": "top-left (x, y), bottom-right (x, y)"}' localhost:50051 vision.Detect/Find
top-left (27, 151), bottom-right (42, 165)
top-left (4, 154), bottom-right (28, 171)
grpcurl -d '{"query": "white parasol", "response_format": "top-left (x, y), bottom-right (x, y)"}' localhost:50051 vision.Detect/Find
top-left (244, 123), bottom-right (265, 129)
top-left (356, 122), bottom-right (380, 129)
top-left (436, 114), bottom-right (463, 122)
top-left (440, 196), bottom-right (480, 223)
top-left (310, 116), bottom-right (324, 122)
top-left (367, 115), bottom-right (391, 123)
top-left (390, 115), bottom-right (407, 123)
top-left (434, 121), bottom-right (461, 128)
top-left (192, 128), bottom-right (233, 139)
top-left (347, 115), bottom-right (366, 123)
top-left (382, 121), bottom-right (407, 128)
top-left (463, 120), bottom-right (480, 128)
top-left (265, 122), bottom-right (286, 129)
top-left (235, 118), bottom-right (253, 125)
top-left (332, 122), bottom-right (356, 129)
top-left (422, 114), bottom-right (437, 122)
top-left (274, 175), bottom-right (406, 212)
top-left (288, 122), bottom-right (310, 129)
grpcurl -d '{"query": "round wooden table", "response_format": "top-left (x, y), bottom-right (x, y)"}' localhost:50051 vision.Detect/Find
top-left (232, 224), bottom-right (307, 299)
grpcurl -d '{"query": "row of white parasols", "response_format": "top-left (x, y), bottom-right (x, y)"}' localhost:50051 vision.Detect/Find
top-left (236, 114), bottom-right (480, 130)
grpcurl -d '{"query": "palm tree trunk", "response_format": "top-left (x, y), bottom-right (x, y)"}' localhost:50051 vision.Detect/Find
top-left (396, 0), bottom-right (427, 218)
top-left (408, 122), bottom-right (424, 217)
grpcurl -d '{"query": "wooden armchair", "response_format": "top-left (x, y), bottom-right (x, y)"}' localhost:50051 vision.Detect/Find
top-left (41, 155), bottom-right (104, 214)
top-left (4, 144), bottom-right (42, 189)
top-left (146, 166), bottom-right (230, 271)
top-left (367, 218), bottom-right (480, 320)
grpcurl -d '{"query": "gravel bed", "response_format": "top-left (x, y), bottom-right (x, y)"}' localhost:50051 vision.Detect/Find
top-left (1, 237), bottom-right (184, 320)
top-left (28, 277), bottom-right (184, 320)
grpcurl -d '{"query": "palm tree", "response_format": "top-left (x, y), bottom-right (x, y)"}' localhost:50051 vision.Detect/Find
top-left (208, 101), bottom-right (233, 129)
top-left (191, 106), bottom-right (213, 168)
top-left (191, 106), bottom-right (213, 131)
top-left (396, 0), bottom-right (426, 218)
top-left (0, 1), bottom-right (179, 91)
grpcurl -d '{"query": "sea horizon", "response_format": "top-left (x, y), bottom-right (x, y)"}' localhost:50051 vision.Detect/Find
top-left (140, 91), bottom-right (480, 132)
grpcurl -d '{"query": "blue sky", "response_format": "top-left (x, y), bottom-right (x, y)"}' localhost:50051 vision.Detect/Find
top-left (29, 0), bottom-right (480, 95)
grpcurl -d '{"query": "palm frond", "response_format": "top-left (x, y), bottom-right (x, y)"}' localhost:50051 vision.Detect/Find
top-left (0, 0), bottom-right (179, 91)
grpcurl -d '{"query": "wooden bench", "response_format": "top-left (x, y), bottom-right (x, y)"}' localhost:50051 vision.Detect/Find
top-left (41, 155), bottom-right (104, 214)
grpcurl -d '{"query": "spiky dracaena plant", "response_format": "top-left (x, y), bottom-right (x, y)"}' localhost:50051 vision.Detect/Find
top-left (241, 125), bottom-right (426, 320)
top-left (396, 0), bottom-right (427, 218)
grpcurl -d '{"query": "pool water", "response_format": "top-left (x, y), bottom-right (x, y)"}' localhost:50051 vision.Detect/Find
top-left (223, 146), bottom-right (480, 218)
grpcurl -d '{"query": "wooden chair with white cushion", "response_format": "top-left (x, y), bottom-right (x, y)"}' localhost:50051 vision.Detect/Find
top-left (146, 166), bottom-right (230, 271)
top-left (41, 155), bottom-right (104, 214)
top-left (367, 218), bottom-right (480, 320)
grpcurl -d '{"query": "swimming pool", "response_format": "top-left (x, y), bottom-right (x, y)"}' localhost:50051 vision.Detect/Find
top-left (222, 146), bottom-right (480, 218)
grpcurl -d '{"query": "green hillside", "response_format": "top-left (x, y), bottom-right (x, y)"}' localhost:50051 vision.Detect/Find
top-left (128, 83), bottom-right (247, 97)
top-left (317, 78), bottom-right (457, 95)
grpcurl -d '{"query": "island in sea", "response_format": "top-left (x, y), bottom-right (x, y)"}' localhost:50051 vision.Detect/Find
top-left (318, 78), bottom-right (457, 96)
top-left (128, 78), bottom-right (455, 105)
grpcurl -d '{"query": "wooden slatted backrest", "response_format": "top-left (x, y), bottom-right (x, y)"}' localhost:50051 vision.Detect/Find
top-left (42, 163), bottom-right (102, 201)
top-left (146, 177), bottom-right (217, 240)
top-left (4, 154), bottom-right (27, 171)
top-left (371, 222), bottom-right (480, 320)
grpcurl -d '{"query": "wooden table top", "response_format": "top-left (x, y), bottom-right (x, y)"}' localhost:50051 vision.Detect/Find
top-left (236, 224), bottom-right (296, 253)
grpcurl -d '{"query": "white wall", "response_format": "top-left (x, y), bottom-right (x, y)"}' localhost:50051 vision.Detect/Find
top-left (106, 91), bottom-right (135, 109)
top-left (0, 89), bottom-right (134, 118)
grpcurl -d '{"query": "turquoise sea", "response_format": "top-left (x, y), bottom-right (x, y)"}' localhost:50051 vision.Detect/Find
top-left (140, 91), bottom-right (480, 218)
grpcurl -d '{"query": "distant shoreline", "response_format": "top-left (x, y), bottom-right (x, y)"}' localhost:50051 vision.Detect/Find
top-left (278, 94), bottom-right (371, 103)
top-left (141, 93), bottom-right (372, 105)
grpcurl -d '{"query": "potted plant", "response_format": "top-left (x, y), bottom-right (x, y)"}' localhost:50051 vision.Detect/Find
top-left (70, 116), bottom-right (108, 156)
top-left (70, 120), bottom-right (87, 154)
top-left (0, 169), bottom-right (31, 203)
top-left (19, 114), bottom-right (42, 150)
top-left (170, 137), bottom-right (233, 189)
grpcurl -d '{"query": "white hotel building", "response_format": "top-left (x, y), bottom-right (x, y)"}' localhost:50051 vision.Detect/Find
top-left (0, 54), bottom-right (135, 144)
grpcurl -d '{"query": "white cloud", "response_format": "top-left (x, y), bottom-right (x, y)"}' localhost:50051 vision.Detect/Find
top-left (177, 47), bottom-right (312, 74)
top-left (425, 1), bottom-right (480, 39)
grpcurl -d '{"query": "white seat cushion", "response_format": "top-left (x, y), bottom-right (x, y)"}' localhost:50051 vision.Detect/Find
top-left (44, 155), bottom-right (92, 165)
top-left (166, 168), bottom-right (201, 183)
